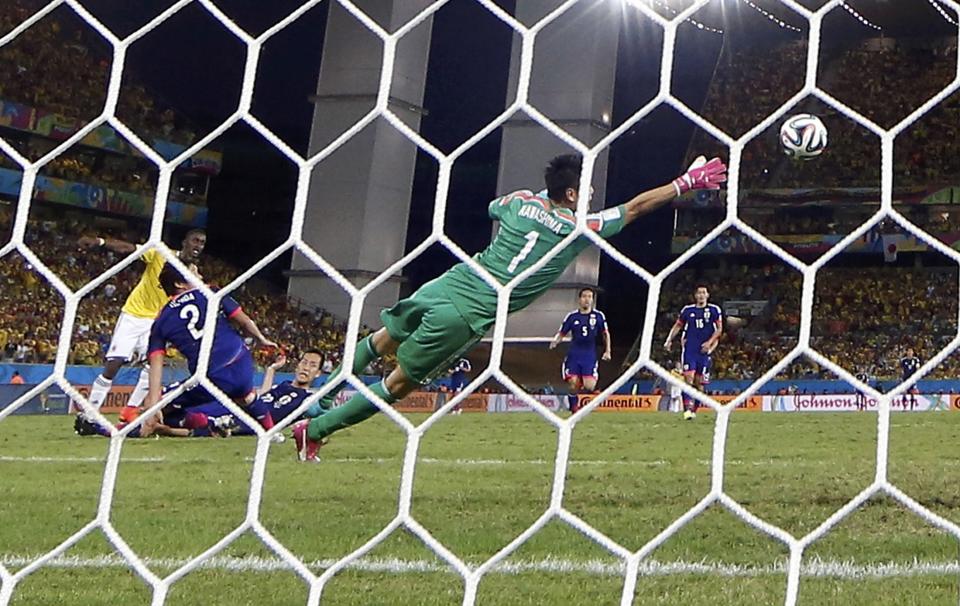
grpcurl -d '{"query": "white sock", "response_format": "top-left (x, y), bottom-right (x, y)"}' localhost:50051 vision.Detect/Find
top-left (126, 367), bottom-right (151, 409)
top-left (88, 374), bottom-right (113, 410)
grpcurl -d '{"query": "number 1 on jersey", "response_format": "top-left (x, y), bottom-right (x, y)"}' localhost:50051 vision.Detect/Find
top-left (507, 231), bottom-right (540, 273)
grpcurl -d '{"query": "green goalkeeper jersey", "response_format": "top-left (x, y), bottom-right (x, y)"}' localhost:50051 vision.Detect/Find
top-left (440, 189), bottom-right (627, 333)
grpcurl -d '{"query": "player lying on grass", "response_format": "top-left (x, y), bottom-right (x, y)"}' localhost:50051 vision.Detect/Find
top-left (155, 349), bottom-right (324, 438)
top-left (291, 153), bottom-right (727, 461)
top-left (76, 350), bottom-right (325, 438)
top-left (73, 403), bottom-right (175, 437)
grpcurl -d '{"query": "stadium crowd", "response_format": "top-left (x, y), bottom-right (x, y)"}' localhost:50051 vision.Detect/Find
top-left (0, 1), bottom-right (197, 147)
top-left (690, 37), bottom-right (959, 190)
top-left (0, 144), bottom-right (159, 199)
top-left (674, 207), bottom-right (960, 240)
top-left (0, 0), bottom-right (219, 209)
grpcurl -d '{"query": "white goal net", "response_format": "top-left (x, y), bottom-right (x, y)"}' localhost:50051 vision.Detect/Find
top-left (1, 1), bottom-right (960, 605)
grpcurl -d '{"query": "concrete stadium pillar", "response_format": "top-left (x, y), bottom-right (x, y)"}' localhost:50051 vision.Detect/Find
top-left (496, 0), bottom-right (621, 338)
top-left (288, 0), bottom-right (433, 327)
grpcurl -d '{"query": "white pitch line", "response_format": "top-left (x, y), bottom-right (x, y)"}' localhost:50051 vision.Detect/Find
top-left (1, 554), bottom-right (959, 579)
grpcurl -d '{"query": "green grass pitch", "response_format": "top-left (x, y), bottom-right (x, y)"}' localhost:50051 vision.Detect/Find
top-left (1, 411), bottom-right (960, 605)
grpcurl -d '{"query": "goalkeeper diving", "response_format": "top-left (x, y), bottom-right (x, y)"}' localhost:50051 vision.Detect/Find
top-left (293, 153), bottom-right (727, 461)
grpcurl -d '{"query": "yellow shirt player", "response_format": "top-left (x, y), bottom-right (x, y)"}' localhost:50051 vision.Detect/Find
top-left (73, 229), bottom-right (206, 414)
top-left (121, 247), bottom-right (177, 320)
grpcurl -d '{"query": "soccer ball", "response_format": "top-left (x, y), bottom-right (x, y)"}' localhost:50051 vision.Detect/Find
top-left (779, 113), bottom-right (827, 160)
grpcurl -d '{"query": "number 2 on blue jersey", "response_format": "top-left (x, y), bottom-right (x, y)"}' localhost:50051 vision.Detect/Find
top-left (179, 304), bottom-right (204, 340)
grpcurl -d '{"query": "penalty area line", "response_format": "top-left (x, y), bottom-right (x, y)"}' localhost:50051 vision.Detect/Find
top-left (1, 554), bottom-right (959, 579)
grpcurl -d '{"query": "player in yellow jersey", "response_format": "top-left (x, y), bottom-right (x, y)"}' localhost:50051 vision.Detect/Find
top-left (75, 229), bottom-right (206, 412)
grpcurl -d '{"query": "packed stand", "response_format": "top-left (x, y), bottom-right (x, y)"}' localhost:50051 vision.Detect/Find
top-left (674, 204), bottom-right (960, 241)
top-left (0, 141), bottom-right (159, 199)
top-left (687, 37), bottom-right (959, 190)
top-left (0, 0), bottom-right (198, 148)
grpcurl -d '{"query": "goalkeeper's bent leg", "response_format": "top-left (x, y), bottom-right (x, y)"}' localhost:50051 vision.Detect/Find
top-left (307, 377), bottom-right (410, 441)
top-left (305, 333), bottom-right (385, 417)
top-left (306, 361), bottom-right (419, 441)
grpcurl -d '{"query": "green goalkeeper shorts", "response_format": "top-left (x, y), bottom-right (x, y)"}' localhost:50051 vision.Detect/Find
top-left (380, 277), bottom-right (484, 384)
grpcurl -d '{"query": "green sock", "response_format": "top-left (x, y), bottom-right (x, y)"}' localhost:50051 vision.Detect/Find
top-left (307, 380), bottom-right (396, 441)
top-left (307, 335), bottom-right (379, 417)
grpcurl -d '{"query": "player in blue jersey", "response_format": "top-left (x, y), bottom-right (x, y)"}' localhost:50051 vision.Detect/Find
top-left (142, 264), bottom-right (278, 427)
top-left (550, 288), bottom-right (611, 413)
top-left (899, 347), bottom-right (921, 411)
top-left (448, 357), bottom-right (472, 392)
top-left (166, 349), bottom-right (325, 437)
top-left (663, 285), bottom-right (722, 420)
top-left (445, 357), bottom-right (473, 414)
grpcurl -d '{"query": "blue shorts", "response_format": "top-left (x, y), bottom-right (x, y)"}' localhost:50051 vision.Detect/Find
top-left (563, 355), bottom-right (598, 381)
top-left (682, 348), bottom-right (711, 382)
top-left (161, 350), bottom-right (255, 416)
top-left (450, 374), bottom-right (468, 392)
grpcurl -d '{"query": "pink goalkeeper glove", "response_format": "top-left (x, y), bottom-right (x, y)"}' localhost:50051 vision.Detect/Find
top-left (671, 155), bottom-right (727, 196)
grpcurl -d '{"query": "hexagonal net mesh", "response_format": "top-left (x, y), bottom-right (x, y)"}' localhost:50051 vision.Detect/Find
top-left (2, 1), bottom-right (960, 605)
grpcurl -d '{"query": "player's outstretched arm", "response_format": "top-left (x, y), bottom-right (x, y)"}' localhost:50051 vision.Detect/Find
top-left (229, 310), bottom-right (278, 350)
top-left (77, 235), bottom-right (138, 254)
top-left (620, 156), bottom-right (727, 226)
top-left (154, 425), bottom-right (193, 437)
